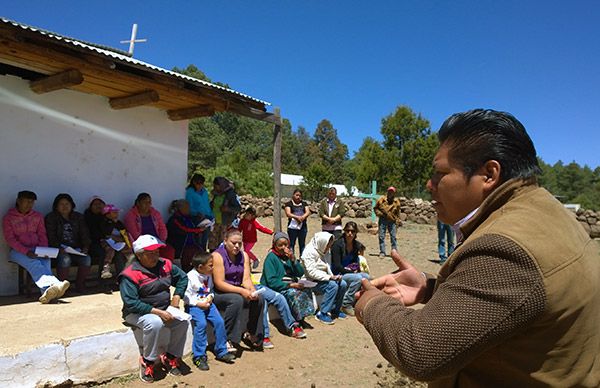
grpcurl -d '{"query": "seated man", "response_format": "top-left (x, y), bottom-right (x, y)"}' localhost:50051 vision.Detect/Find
top-left (3, 190), bottom-right (70, 303)
top-left (119, 234), bottom-right (189, 383)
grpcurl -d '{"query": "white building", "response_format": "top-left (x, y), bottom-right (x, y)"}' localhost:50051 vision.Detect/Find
top-left (0, 18), bottom-right (272, 296)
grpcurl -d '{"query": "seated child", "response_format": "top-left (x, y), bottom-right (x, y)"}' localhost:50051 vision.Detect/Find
top-left (357, 243), bottom-right (370, 275)
top-left (184, 252), bottom-right (236, 371)
top-left (238, 207), bottom-right (273, 269)
top-left (99, 204), bottom-right (132, 279)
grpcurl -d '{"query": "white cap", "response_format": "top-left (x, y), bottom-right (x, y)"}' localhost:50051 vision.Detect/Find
top-left (132, 234), bottom-right (165, 254)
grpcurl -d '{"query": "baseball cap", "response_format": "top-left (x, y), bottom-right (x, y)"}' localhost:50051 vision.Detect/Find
top-left (102, 204), bottom-right (120, 215)
top-left (387, 186), bottom-right (396, 192)
top-left (133, 235), bottom-right (165, 253)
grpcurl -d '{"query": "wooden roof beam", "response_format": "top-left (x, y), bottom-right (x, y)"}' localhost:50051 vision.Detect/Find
top-left (29, 68), bottom-right (83, 94)
top-left (109, 90), bottom-right (159, 110)
top-left (167, 104), bottom-right (215, 121)
top-left (227, 103), bottom-right (280, 125)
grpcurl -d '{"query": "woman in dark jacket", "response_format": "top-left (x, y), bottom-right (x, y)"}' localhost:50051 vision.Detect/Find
top-left (166, 199), bottom-right (204, 272)
top-left (330, 221), bottom-right (370, 316)
top-left (45, 193), bottom-right (92, 293)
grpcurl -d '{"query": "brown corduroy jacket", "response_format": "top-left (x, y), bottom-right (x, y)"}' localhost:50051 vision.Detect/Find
top-left (363, 178), bottom-right (600, 387)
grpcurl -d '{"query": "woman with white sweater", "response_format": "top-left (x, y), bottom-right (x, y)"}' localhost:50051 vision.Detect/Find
top-left (300, 232), bottom-right (348, 325)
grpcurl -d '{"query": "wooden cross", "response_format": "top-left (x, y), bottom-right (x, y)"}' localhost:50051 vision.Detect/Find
top-left (120, 24), bottom-right (147, 56)
top-left (358, 181), bottom-right (379, 222)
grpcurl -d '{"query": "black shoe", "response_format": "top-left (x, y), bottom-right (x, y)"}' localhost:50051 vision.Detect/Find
top-left (193, 355), bottom-right (209, 371)
top-left (160, 353), bottom-right (182, 376)
top-left (215, 352), bottom-right (236, 364)
top-left (139, 357), bottom-right (155, 383)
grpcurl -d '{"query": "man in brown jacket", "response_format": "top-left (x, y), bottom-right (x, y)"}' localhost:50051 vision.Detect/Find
top-left (374, 186), bottom-right (402, 258)
top-left (355, 109), bottom-right (600, 387)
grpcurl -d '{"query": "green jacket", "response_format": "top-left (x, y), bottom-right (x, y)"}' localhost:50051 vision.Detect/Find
top-left (318, 197), bottom-right (346, 227)
top-left (260, 251), bottom-right (304, 292)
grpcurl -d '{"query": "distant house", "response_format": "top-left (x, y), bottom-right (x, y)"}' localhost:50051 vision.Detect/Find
top-left (280, 173), bottom-right (362, 197)
top-left (0, 17), bottom-right (273, 295)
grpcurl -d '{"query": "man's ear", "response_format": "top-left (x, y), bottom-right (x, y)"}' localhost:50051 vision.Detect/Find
top-left (481, 160), bottom-right (501, 193)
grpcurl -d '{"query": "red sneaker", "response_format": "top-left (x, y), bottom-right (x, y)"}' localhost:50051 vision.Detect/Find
top-left (262, 337), bottom-right (275, 349)
top-left (292, 326), bottom-right (307, 339)
top-left (139, 357), bottom-right (154, 383)
top-left (159, 353), bottom-right (182, 376)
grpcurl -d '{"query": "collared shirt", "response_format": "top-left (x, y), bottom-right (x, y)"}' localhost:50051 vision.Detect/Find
top-left (452, 207), bottom-right (479, 243)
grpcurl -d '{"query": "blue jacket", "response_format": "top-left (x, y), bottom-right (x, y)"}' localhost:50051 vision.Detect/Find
top-left (185, 186), bottom-right (213, 219)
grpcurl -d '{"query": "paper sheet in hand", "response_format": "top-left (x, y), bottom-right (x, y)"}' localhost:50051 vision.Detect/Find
top-left (251, 287), bottom-right (267, 298)
top-left (197, 219), bottom-right (215, 229)
top-left (288, 219), bottom-right (303, 230)
top-left (298, 279), bottom-right (318, 288)
top-left (34, 246), bottom-right (59, 258)
top-left (106, 238), bottom-right (126, 251)
top-left (166, 306), bottom-right (192, 321)
top-left (61, 245), bottom-right (87, 256)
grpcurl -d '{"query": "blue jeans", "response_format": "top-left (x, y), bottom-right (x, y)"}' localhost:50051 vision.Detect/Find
top-left (312, 279), bottom-right (348, 315)
top-left (9, 249), bottom-right (61, 293)
top-left (256, 285), bottom-right (296, 337)
top-left (287, 227), bottom-right (307, 258)
top-left (56, 252), bottom-right (92, 268)
top-left (378, 218), bottom-right (397, 255)
top-left (188, 304), bottom-right (229, 358)
top-left (437, 221), bottom-right (455, 262)
top-left (341, 272), bottom-right (370, 307)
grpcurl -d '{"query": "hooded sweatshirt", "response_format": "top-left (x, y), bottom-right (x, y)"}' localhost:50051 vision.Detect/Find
top-left (3, 208), bottom-right (48, 254)
top-left (300, 232), bottom-right (335, 282)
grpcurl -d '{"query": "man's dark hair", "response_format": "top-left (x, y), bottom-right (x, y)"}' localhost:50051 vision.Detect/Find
top-left (438, 109), bottom-right (541, 182)
top-left (52, 193), bottom-right (76, 212)
top-left (192, 252), bottom-right (212, 268)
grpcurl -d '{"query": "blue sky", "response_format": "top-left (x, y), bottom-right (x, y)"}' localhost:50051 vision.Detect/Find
top-left (3, 1), bottom-right (599, 168)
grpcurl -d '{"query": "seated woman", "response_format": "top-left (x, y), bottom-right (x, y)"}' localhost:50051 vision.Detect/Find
top-left (3, 191), bottom-right (70, 303)
top-left (212, 229), bottom-right (265, 352)
top-left (83, 196), bottom-right (106, 264)
top-left (300, 232), bottom-right (348, 325)
top-left (259, 232), bottom-right (312, 347)
top-left (124, 192), bottom-right (174, 261)
top-left (330, 221), bottom-right (371, 316)
top-left (45, 193), bottom-right (93, 294)
top-left (166, 199), bottom-right (205, 272)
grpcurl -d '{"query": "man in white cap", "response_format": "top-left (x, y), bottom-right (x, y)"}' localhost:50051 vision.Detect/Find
top-left (374, 186), bottom-right (402, 258)
top-left (119, 234), bottom-right (189, 383)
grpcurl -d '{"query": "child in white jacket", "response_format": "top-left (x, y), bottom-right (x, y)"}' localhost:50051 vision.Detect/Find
top-left (185, 253), bottom-right (235, 370)
top-left (300, 232), bottom-right (348, 325)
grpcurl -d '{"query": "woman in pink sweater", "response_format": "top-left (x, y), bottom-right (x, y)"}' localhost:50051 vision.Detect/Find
top-left (124, 192), bottom-right (174, 260)
top-left (3, 191), bottom-right (69, 303)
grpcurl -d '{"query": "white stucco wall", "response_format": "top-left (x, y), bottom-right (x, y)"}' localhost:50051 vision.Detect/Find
top-left (0, 75), bottom-right (189, 295)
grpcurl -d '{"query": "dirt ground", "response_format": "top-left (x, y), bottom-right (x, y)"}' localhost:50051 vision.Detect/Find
top-left (95, 216), bottom-right (438, 388)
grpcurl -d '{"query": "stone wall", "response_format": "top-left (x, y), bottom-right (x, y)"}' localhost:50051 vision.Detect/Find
top-left (576, 208), bottom-right (600, 239)
top-left (239, 195), bottom-right (437, 225)
top-left (240, 195), bottom-right (600, 239)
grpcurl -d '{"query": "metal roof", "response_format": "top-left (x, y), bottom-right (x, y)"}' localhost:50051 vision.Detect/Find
top-left (0, 17), bottom-right (270, 106)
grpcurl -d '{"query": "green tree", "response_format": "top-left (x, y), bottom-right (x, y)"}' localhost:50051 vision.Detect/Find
top-left (313, 119), bottom-right (349, 181)
top-left (300, 161), bottom-right (334, 201)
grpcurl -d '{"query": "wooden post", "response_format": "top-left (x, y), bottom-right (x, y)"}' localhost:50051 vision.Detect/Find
top-left (272, 107), bottom-right (282, 232)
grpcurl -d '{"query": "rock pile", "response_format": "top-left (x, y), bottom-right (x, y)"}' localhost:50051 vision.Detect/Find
top-left (239, 195), bottom-right (438, 225)
top-left (575, 208), bottom-right (600, 239)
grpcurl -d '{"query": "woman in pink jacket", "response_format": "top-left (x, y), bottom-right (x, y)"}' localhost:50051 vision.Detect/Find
top-left (124, 193), bottom-right (174, 260)
top-left (3, 191), bottom-right (70, 303)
